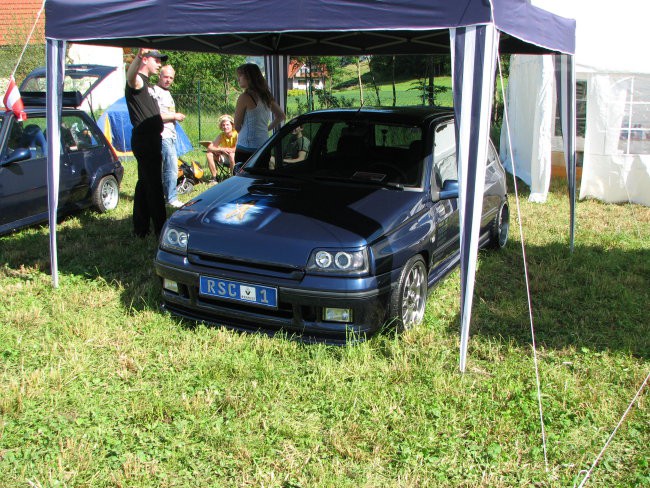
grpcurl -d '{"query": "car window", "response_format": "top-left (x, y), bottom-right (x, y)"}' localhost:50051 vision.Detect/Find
top-left (373, 124), bottom-right (421, 149)
top-left (485, 140), bottom-right (502, 188)
top-left (61, 115), bottom-right (104, 151)
top-left (249, 118), bottom-right (424, 188)
top-left (5, 117), bottom-right (48, 161)
top-left (432, 121), bottom-right (457, 188)
top-left (431, 122), bottom-right (503, 191)
top-left (325, 122), bottom-right (347, 154)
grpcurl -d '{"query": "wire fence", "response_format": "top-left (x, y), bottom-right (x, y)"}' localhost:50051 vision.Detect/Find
top-left (172, 83), bottom-right (458, 150)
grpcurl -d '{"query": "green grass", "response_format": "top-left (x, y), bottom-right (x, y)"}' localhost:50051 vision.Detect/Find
top-left (0, 167), bottom-right (648, 487)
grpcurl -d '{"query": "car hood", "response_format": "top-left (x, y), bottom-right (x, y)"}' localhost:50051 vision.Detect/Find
top-left (172, 175), bottom-right (427, 265)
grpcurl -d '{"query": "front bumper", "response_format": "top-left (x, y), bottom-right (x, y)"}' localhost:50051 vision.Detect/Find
top-left (154, 253), bottom-right (393, 344)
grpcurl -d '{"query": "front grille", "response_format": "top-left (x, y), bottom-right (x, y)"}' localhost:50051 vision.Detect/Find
top-left (189, 252), bottom-right (304, 281)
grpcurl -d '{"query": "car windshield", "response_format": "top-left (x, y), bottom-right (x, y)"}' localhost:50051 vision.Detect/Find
top-left (245, 118), bottom-right (426, 189)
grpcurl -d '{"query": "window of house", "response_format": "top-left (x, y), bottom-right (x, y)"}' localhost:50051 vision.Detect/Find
top-left (618, 76), bottom-right (650, 155)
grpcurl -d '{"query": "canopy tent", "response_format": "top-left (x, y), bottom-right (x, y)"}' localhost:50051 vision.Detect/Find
top-left (44, 0), bottom-right (575, 371)
top-left (97, 97), bottom-right (193, 157)
top-left (501, 0), bottom-right (650, 206)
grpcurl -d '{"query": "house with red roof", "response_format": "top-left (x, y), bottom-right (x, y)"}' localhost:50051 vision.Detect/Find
top-left (288, 59), bottom-right (327, 91)
top-left (0, 0), bottom-right (45, 47)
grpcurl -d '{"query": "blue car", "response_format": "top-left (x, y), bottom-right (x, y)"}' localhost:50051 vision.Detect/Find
top-left (155, 107), bottom-right (509, 343)
top-left (0, 65), bottom-right (124, 236)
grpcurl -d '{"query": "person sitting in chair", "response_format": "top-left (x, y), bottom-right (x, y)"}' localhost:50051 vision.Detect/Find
top-left (206, 114), bottom-right (238, 184)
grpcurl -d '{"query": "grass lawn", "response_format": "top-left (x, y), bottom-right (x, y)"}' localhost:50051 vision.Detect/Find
top-left (0, 164), bottom-right (648, 487)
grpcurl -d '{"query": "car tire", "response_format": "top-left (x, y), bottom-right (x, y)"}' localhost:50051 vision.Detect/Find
top-left (388, 255), bottom-right (428, 332)
top-left (92, 175), bottom-right (119, 213)
top-left (488, 200), bottom-right (509, 249)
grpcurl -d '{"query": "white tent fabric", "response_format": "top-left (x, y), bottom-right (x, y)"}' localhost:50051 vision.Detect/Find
top-left (503, 0), bottom-right (650, 207)
top-left (500, 55), bottom-right (555, 202)
top-left (581, 74), bottom-right (650, 206)
top-left (533, 0), bottom-right (650, 75)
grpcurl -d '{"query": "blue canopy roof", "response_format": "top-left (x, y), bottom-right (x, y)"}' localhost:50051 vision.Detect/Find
top-left (45, 0), bottom-right (574, 55)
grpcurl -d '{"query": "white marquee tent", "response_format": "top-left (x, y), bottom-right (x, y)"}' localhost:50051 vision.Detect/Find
top-left (501, 0), bottom-right (650, 206)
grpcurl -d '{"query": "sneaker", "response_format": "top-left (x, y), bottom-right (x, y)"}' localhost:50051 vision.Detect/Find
top-left (168, 199), bottom-right (184, 208)
top-left (207, 177), bottom-right (218, 186)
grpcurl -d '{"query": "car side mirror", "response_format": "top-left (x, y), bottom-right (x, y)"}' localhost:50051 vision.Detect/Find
top-left (1, 148), bottom-right (31, 166)
top-left (438, 179), bottom-right (459, 200)
top-left (431, 180), bottom-right (458, 201)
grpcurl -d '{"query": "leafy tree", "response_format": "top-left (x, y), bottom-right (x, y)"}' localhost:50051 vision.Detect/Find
top-left (164, 51), bottom-right (245, 105)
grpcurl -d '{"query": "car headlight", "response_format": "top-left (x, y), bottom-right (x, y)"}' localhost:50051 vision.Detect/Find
top-left (306, 248), bottom-right (369, 275)
top-left (160, 225), bottom-right (189, 254)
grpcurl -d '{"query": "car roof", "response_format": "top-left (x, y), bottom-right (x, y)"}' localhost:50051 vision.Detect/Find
top-left (2, 106), bottom-right (82, 117)
top-left (300, 106), bottom-right (454, 125)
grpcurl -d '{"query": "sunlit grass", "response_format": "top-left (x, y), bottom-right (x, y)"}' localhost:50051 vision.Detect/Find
top-left (0, 167), bottom-right (648, 487)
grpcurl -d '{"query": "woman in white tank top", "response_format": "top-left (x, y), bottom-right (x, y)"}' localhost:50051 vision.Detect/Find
top-left (234, 63), bottom-right (285, 164)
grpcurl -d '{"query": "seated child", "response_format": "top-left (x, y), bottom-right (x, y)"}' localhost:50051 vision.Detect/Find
top-left (206, 114), bottom-right (238, 183)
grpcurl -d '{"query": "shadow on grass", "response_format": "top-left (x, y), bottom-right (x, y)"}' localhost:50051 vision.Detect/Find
top-left (1, 176), bottom-right (646, 359)
top-left (0, 208), bottom-right (169, 314)
top-left (457, 241), bottom-right (650, 359)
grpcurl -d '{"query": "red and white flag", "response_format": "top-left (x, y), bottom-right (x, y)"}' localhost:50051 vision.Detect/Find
top-left (3, 76), bottom-right (27, 121)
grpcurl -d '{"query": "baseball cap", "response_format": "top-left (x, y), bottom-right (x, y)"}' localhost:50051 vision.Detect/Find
top-left (143, 50), bottom-right (168, 62)
top-left (218, 114), bottom-right (234, 125)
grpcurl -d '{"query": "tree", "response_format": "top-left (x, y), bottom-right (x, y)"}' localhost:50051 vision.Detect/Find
top-left (367, 56), bottom-right (382, 106)
top-left (164, 51), bottom-right (245, 105)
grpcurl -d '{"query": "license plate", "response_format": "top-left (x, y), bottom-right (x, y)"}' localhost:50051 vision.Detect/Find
top-left (199, 276), bottom-right (278, 308)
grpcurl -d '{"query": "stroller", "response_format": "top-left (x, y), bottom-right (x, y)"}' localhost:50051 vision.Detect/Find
top-left (176, 158), bottom-right (204, 195)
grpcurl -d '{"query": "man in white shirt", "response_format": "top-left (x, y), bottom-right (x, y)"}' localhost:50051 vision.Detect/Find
top-left (153, 65), bottom-right (185, 208)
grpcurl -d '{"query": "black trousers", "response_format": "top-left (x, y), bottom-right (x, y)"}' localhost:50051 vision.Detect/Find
top-left (131, 130), bottom-right (166, 238)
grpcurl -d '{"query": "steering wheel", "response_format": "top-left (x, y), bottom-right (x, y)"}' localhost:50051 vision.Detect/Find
top-left (366, 161), bottom-right (409, 183)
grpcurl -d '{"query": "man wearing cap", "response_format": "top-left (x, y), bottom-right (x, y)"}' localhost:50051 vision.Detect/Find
top-left (125, 48), bottom-right (181, 238)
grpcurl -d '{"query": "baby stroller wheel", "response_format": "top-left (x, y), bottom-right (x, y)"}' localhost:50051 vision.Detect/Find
top-left (177, 177), bottom-right (194, 195)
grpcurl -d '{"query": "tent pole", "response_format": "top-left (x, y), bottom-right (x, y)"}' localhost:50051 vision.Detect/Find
top-left (264, 55), bottom-right (289, 121)
top-left (555, 54), bottom-right (577, 252)
top-left (45, 38), bottom-right (66, 288)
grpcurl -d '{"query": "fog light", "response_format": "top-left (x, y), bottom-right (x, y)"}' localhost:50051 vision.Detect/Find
top-left (163, 279), bottom-right (179, 293)
top-left (323, 307), bottom-right (353, 323)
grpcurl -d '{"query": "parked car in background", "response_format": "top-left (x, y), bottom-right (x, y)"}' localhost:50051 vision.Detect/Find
top-left (0, 66), bottom-right (123, 236)
top-left (155, 107), bottom-right (509, 343)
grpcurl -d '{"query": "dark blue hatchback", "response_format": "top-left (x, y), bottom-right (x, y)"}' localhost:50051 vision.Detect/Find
top-left (0, 65), bottom-right (124, 236)
top-left (155, 107), bottom-right (509, 343)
